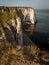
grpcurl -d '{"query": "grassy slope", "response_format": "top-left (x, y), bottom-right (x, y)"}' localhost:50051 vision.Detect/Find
top-left (0, 42), bottom-right (49, 65)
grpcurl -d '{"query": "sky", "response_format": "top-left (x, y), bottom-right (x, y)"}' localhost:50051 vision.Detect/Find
top-left (0, 0), bottom-right (49, 9)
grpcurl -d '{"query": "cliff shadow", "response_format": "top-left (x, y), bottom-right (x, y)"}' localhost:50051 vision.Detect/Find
top-left (16, 9), bottom-right (24, 21)
top-left (30, 31), bottom-right (49, 50)
top-left (3, 26), bottom-right (16, 43)
top-left (8, 25), bottom-right (17, 42)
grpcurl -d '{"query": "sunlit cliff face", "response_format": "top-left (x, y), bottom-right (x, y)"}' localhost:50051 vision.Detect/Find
top-left (16, 18), bottom-right (21, 33)
top-left (0, 6), bottom-right (36, 24)
top-left (29, 8), bottom-right (36, 24)
top-left (7, 18), bottom-right (23, 45)
top-left (16, 18), bottom-right (23, 45)
top-left (22, 8), bottom-right (36, 24)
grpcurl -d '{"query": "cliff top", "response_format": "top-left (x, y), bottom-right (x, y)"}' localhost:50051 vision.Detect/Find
top-left (0, 6), bottom-right (34, 9)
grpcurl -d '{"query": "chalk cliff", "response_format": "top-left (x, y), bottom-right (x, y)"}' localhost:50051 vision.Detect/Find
top-left (0, 6), bottom-right (36, 45)
top-left (0, 6), bottom-right (36, 24)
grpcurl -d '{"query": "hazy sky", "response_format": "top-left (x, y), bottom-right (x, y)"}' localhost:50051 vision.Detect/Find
top-left (0, 0), bottom-right (49, 9)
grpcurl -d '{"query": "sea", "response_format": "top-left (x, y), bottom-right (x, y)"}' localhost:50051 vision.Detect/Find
top-left (30, 9), bottom-right (49, 49)
top-left (35, 9), bottom-right (49, 33)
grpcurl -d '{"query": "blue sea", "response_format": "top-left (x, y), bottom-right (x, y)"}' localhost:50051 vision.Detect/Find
top-left (35, 9), bottom-right (49, 33)
top-left (30, 9), bottom-right (49, 49)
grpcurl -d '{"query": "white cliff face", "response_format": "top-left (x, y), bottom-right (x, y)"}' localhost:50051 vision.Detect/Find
top-left (16, 19), bottom-right (21, 33)
top-left (7, 19), bottom-right (16, 27)
top-left (7, 18), bottom-right (23, 45)
top-left (16, 18), bottom-right (23, 45)
top-left (0, 7), bottom-right (36, 24)
top-left (29, 8), bottom-right (36, 24)
top-left (10, 19), bottom-right (15, 27)
top-left (22, 9), bottom-right (28, 21)
top-left (22, 8), bottom-right (36, 24)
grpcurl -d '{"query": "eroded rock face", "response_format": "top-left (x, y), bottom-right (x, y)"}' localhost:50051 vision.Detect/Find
top-left (7, 19), bottom-right (16, 27)
top-left (29, 8), bottom-right (36, 24)
top-left (7, 18), bottom-right (23, 45)
top-left (0, 6), bottom-right (36, 45)
top-left (0, 6), bottom-right (36, 24)
top-left (22, 8), bottom-right (36, 24)
top-left (16, 18), bottom-right (23, 45)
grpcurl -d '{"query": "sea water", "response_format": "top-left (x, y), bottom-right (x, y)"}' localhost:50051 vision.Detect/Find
top-left (30, 9), bottom-right (49, 49)
top-left (35, 9), bottom-right (49, 33)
